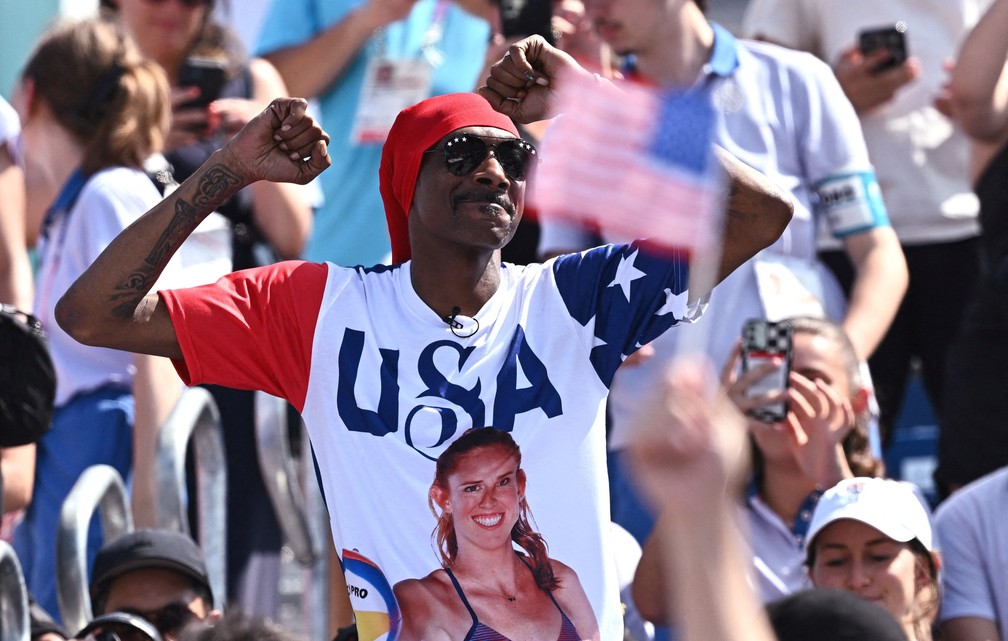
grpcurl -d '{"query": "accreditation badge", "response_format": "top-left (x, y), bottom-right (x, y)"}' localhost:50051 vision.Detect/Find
top-left (753, 254), bottom-right (826, 321)
top-left (352, 57), bottom-right (433, 145)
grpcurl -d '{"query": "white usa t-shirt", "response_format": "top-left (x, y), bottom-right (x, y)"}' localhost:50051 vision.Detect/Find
top-left (163, 243), bottom-right (698, 641)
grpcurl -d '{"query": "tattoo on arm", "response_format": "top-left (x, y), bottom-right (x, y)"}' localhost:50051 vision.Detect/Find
top-left (110, 165), bottom-right (242, 319)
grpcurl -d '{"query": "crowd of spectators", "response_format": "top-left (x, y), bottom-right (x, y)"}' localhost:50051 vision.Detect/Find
top-left (2, 1), bottom-right (1008, 641)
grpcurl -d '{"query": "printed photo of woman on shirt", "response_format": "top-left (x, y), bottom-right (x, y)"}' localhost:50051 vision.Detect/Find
top-left (393, 427), bottom-right (600, 641)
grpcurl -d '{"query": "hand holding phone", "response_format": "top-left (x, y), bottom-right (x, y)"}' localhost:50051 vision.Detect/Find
top-left (498, 0), bottom-right (555, 45)
top-left (740, 319), bottom-right (793, 423)
top-left (857, 24), bottom-right (909, 74)
top-left (178, 57), bottom-right (228, 110)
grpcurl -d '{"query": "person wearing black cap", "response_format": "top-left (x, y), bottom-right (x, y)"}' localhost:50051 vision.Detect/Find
top-left (88, 529), bottom-right (221, 641)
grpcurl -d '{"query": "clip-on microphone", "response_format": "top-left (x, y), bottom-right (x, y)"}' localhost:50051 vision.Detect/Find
top-left (444, 306), bottom-right (479, 339)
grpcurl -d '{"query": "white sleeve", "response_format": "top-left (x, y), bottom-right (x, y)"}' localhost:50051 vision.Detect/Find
top-left (741, 0), bottom-right (818, 53)
top-left (0, 96), bottom-right (20, 156)
top-left (934, 494), bottom-right (998, 622)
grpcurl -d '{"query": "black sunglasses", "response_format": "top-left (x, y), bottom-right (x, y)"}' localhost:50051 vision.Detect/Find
top-left (82, 627), bottom-right (157, 641)
top-left (120, 603), bottom-right (200, 637)
top-left (427, 135), bottom-right (537, 181)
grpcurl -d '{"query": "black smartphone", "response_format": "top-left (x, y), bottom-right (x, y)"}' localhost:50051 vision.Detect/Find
top-left (498, 0), bottom-right (554, 46)
top-left (858, 25), bottom-right (909, 74)
top-left (178, 57), bottom-right (229, 110)
top-left (740, 319), bottom-right (793, 423)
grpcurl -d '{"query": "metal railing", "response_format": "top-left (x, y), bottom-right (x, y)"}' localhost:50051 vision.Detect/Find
top-left (302, 436), bottom-right (331, 641)
top-left (0, 541), bottom-right (29, 641)
top-left (254, 392), bottom-right (318, 566)
top-left (154, 386), bottom-right (227, 608)
top-left (254, 391), bottom-right (331, 640)
top-left (56, 464), bottom-right (133, 634)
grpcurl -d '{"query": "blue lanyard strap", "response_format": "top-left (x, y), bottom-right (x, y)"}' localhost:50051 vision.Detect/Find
top-left (40, 167), bottom-right (88, 240)
top-left (747, 483), bottom-right (824, 546)
top-left (791, 489), bottom-right (824, 546)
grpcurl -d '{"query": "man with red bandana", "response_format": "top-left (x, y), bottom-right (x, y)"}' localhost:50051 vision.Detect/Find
top-left (55, 94), bottom-right (790, 641)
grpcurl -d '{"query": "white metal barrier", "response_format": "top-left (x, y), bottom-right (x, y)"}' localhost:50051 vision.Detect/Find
top-left (254, 391), bottom-right (330, 640)
top-left (0, 540), bottom-right (29, 641)
top-left (154, 386), bottom-right (227, 607)
top-left (55, 464), bottom-right (133, 634)
top-left (254, 392), bottom-right (318, 566)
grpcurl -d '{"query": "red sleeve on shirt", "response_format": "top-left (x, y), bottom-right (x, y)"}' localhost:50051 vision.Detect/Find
top-left (160, 260), bottom-right (328, 412)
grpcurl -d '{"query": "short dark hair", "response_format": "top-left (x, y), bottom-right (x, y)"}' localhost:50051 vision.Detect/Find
top-left (179, 611), bottom-right (303, 641)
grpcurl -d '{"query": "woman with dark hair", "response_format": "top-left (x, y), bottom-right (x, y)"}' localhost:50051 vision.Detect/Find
top-left (726, 316), bottom-right (884, 602)
top-left (634, 317), bottom-right (887, 625)
top-left (394, 428), bottom-right (599, 641)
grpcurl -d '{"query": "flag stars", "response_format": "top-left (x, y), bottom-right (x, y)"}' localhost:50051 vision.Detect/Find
top-left (579, 316), bottom-right (609, 350)
top-left (656, 287), bottom-right (688, 316)
top-left (620, 342), bottom-right (645, 362)
top-left (608, 250), bottom-right (646, 302)
top-left (592, 333), bottom-right (608, 350)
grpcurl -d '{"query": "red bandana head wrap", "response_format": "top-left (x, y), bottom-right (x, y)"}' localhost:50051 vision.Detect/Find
top-left (379, 92), bottom-right (520, 264)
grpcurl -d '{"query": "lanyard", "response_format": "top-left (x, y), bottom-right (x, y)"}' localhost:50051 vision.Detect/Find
top-left (748, 484), bottom-right (824, 546)
top-left (374, 0), bottom-right (450, 65)
top-left (40, 167), bottom-right (88, 241)
top-left (420, 0), bottom-right (450, 67)
top-left (37, 167), bottom-right (89, 321)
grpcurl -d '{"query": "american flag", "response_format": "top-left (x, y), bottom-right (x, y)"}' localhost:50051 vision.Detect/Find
top-left (530, 71), bottom-right (724, 253)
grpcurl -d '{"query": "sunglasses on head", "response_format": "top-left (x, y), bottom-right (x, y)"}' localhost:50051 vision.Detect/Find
top-left (142, 0), bottom-right (212, 8)
top-left (427, 135), bottom-right (537, 181)
top-left (120, 602), bottom-right (200, 637)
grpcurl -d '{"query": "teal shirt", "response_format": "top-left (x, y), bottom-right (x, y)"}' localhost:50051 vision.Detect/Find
top-left (257, 0), bottom-right (490, 266)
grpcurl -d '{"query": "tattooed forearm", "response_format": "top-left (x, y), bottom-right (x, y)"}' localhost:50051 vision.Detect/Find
top-left (109, 163), bottom-right (243, 319)
top-left (195, 165), bottom-right (243, 208)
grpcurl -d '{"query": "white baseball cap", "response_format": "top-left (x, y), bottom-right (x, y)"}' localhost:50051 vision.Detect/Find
top-left (804, 477), bottom-right (933, 554)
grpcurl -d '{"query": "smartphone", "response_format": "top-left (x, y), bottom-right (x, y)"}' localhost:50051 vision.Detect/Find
top-left (740, 319), bottom-right (793, 423)
top-left (858, 25), bottom-right (909, 74)
top-left (498, 0), bottom-right (555, 46)
top-left (178, 57), bottom-right (229, 110)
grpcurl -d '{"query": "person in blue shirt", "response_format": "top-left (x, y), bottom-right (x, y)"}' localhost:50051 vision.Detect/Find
top-left (257, 0), bottom-right (492, 267)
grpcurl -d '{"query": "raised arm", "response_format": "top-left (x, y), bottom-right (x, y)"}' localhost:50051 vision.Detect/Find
top-left (55, 98), bottom-right (330, 359)
top-left (712, 146), bottom-right (793, 286)
top-left (627, 358), bottom-right (776, 641)
top-left (480, 38), bottom-right (793, 289)
top-left (262, 0), bottom-right (417, 100)
top-left (949, 0), bottom-right (1008, 143)
top-left (245, 58), bottom-right (313, 259)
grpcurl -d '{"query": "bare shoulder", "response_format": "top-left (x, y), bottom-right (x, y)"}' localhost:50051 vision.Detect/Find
top-left (394, 570), bottom-right (468, 641)
top-left (549, 558), bottom-right (580, 583)
top-left (548, 559), bottom-right (600, 641)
